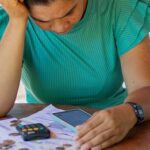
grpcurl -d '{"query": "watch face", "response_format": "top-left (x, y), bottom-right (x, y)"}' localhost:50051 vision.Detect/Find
top-left (137, 105), bottom-right (144, 121)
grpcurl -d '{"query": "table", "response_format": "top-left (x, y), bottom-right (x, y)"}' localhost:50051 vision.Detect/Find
top-left (5, 104), bottom-right (150, 150)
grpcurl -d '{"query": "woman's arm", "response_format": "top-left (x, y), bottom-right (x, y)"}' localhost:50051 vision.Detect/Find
top-left (121, 36), bottom-right (150, 121)
top-left (75, 36), bottom-right (150, 150)
top-left (0, 0), bottom-right (28, 117)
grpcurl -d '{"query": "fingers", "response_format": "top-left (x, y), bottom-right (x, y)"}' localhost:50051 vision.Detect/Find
top-left (90, 136), bottom-right (118, 150)
top-left (79, 129), bottom-right (114, 150)
top-left (76, 124), bottom-right (111, 146)
top-left (0, 0), bottom-right (17, 7)
top-left (0, 0), bottom-right (4, 5)
top-left (91, 145), bottom-right (102, 150)
top-left (100, 136), bottom-right (119, 149)
top-left (76, 113), bottom-right (104, 140)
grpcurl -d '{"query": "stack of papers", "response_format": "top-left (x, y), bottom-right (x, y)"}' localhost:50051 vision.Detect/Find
top-left (0, 105), bottom-right (76, 150)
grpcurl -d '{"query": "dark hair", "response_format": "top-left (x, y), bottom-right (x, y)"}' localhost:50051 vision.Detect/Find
top-left (24, 0), bottom-right (55, 9)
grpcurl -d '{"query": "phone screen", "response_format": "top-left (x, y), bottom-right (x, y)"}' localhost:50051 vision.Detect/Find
top-left (53, 109), bottom-right (91, 127)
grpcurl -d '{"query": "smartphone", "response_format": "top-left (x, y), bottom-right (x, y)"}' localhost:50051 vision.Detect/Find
top-left (52, 109), bottom-right (92, 132)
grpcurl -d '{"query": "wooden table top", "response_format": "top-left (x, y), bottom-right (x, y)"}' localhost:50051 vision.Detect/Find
top-left (5, 104), bottom-right (150, 150)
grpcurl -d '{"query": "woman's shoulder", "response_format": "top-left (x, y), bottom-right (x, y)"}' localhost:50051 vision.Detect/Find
top-left (113, 0), bottom-right (150, 14)
top-left (94, 0), bottom-right (150, 55)
top-left (114, 0), bottom-right (150, 55)
top-left (94, 0), bottom-right (138, 17)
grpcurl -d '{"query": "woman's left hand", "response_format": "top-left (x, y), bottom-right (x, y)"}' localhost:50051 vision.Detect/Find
top-left (75, 104), bottom-right (137, 150)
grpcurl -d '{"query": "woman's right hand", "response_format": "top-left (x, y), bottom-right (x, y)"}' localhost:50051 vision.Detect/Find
top-left (0, 0), bottom-right (29, 21)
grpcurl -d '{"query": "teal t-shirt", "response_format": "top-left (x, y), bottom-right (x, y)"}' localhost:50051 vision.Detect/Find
top-left (0, 0), bottom-right (150, 109)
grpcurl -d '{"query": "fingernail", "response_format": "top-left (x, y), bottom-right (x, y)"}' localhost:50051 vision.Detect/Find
top-left (81, 144), bottom-right (90, 150)
top-left (73, 135), bottom-right (79, 140)
top-left (76, 125), bottom-right (80, 129)
top-left (75, 142), bottom-right (81, 149)
top-left (76, 125), bottom-right (82, 130)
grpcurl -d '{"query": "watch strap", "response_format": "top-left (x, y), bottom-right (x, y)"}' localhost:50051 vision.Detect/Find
top-left (126, 102), bottom-right (144, 125)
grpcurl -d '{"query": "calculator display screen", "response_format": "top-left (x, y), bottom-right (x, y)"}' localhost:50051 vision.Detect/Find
top-left (53, 109), bottom-right (91, 127)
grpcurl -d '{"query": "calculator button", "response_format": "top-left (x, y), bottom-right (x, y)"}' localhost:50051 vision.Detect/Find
top-left (33, 128), bottom-right (39, 131)
top-left (28, 128), bottom-right (33, 131)
top-left (22, 129), bottom-right (27, 132)
top-left (28, 131), bottom-right (35, 135)
top-left (40, 127), bottom-right (44, 130)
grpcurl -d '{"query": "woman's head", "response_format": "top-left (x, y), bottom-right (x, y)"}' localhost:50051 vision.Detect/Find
top-left (24, 0), bottom-right (87, 34)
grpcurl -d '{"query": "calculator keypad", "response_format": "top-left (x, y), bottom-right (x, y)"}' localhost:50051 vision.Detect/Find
top-left (16, 123), bottom-right (50, 141)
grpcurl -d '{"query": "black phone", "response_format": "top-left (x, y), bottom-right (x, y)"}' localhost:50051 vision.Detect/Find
top-left (52, 109), bottom-right (91, 132)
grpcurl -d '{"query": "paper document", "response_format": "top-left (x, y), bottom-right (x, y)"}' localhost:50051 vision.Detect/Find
top-left (0, 105), bottom-right (76, 150)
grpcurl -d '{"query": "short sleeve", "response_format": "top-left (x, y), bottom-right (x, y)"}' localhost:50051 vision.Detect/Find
top-left (0, 7), bottom-right (9, 40)
top-left (114, 0), bottom-right (150, 56)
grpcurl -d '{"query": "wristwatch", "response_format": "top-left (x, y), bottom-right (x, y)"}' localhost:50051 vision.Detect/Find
top-left (126, 102), bottom-right (144, 125)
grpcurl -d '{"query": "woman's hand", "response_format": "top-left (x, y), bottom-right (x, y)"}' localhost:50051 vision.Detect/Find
top-left (0, 0), bottom-right (29, 21)
top-left (75, 104), bottom-right (137, 150)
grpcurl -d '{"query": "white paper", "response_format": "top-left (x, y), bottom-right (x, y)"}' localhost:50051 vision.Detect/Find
top-left (21, 105), bottom-right (75, 138)
top-left (0, 105), bottom-right (76, 150)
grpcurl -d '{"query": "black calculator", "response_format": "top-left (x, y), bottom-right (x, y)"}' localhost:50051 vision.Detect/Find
top-left (16, 123), bottom-right (50, 141)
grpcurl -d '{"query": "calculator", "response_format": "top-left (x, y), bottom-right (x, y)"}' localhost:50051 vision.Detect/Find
top-left (16, 123), bottom-right (50, 141)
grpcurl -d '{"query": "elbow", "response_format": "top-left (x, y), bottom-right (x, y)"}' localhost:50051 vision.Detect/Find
top-left (0, 107), bottom-right (11, 118)
top-left (0, 109), bottom-right (12, 118)
top-left (0, 100), bottom-right (15, 118)
top-left (0, 113), bottom-right (7, 118)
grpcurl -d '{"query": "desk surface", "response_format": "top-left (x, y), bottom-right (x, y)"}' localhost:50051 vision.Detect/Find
top-left (6, 104), bottom-right (150, 150)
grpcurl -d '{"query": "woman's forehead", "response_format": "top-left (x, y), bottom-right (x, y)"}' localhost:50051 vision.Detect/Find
top-left (29, 0), bottom-right (78, 11)
top-left (30, 0), bottom-right (79, 20)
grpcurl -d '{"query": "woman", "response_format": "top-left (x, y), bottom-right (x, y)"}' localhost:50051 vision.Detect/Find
top-left (0, 0), bottom-right (150, 149)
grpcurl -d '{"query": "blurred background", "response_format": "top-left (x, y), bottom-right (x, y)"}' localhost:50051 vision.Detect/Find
top-left (16, 82), bottom-right (26, 103)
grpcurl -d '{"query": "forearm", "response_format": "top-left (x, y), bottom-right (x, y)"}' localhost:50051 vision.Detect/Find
top-left (0, 18), bottom-right (27, 116)
top-left (125, 86), bottom-right (150, 121)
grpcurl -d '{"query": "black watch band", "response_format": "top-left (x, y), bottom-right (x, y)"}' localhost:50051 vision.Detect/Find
top-left (126, 102), bottom-right (144, 125)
